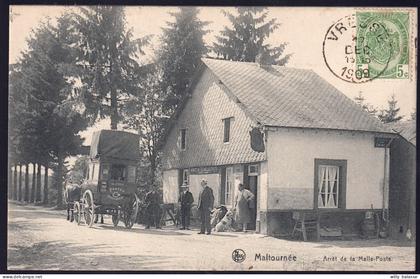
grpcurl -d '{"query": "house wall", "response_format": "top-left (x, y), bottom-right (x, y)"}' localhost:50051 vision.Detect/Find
top-left (161, 68), bottom-right (265, 170)
top-left (162, 169), bottom-right (179, 204)
top-left (389, 137), bottom-right (416, 240)
top-left (266, 128), bottom-right (388, 210)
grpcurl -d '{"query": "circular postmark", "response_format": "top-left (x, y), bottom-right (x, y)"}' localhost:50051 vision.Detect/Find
top-left (232, 249), bottom-right (246, 263)
top-left (323, 12), bottom-right (408, 83)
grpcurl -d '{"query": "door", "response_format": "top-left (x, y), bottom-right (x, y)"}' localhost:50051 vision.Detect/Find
top-left (245, 164), bottom-right (258, 230)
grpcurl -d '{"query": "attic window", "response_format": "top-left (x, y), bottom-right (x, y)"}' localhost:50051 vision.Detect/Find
top-left (180, 129), bottom-right (187, 150)
top-left (223, 117), bottom-right (232, 143)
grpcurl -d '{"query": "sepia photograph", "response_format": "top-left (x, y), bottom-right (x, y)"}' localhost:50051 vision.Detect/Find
top-left (7, 5), bottom-right (417, 272)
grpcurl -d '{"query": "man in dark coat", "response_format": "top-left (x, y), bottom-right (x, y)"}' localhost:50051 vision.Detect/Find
top-left (145, 189), bottom-right (161, 229)
top-left (197, 179), bottom-right (214, 235)
top-left (179, 183), bottom-right (194, 230)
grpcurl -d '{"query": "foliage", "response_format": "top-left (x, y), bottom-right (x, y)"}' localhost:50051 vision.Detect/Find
top-left (213, 7), bottom-right (291, 65)
top-left (67, 155), bottom-right (89, 183)
top-left (9, 15), bottom-right (88, 205)
top-left (72, 6), bottom-right (149, 129)
top-left (157, 7), bottom-right (209, 116)
top-left (410, 109), bottom-right (416, 121)
top-left (123, 7), bottom-right (209, 191)
top-left (378, 94), bottom-right (404, 123)
top-left (354, 92), bottom-right (378, 116)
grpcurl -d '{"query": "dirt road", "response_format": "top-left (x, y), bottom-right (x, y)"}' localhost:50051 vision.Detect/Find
top-left (7, 202), bottom-right (415, 271)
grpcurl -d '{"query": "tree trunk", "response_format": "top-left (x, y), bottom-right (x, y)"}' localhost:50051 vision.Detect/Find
top-left (57, 152), bottom-right (64, 207)
top-left (18, 164), bottom-right (22, 201)
top-left (110, 98), bottom-right (118, 129)
top-left (43, 165), bottom-right (49, 204)
top-left (31, 163), bottom-right (36, 203)
top-left (110, 59), bottom-right (118, 130)
top-left (24, 164), bottom-right (29, 202)
top-left (13, 164), bottom-right (17, 200)
top-left (36, 163), bottom-right (42, 202)
top-left (8, 163), bottom-right (12, 199)
top-left (149, 153), bottom-right (156, 187)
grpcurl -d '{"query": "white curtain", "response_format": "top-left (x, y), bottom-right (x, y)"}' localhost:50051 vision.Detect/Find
top-left (318, 166), bottom-right (326, 207)
top-left (318, 165), bottom-right (339, 208)
top-left (327, 166), bottom-right (338, 207)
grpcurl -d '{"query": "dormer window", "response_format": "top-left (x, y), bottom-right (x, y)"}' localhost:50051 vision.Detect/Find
top-left (223, 117), bottom-right (232, 143)
top-left (180, 129), bottom-right (187, 150)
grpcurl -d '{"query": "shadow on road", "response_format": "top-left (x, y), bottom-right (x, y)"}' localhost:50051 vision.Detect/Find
top-left (8, 240), bottom-right (174, 270)
top-left (91, 224), bottom-right (190, 236)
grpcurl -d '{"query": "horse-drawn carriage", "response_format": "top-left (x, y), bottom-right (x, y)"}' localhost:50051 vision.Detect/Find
top-left (69, 130), bottom-right (141, 229)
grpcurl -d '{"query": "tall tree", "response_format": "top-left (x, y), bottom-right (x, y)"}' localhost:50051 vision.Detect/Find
top-left (15, 15), bottom-right (88, 206)
top-left (123, 67), bottom-right (166, 187)
top-left (378, 94), bottom-right (404, 123)
top-left (43, 166), bottom-right (49, 204)
top-left (354, 91), bottom-right (378, 116)
top-left (24, 164), bottom-right (29, 202)
top-left (73, 6), bottom-right (149, 129)
top-left (158, 7), bottom-right (209, 115)
top-left (18, 164), bottom-right (22, 201)
top-left (213, 7), bottom-right (291, 65)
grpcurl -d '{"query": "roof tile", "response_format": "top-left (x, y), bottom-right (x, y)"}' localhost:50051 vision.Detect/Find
top-left (202, 58), bottom-right (391, 133)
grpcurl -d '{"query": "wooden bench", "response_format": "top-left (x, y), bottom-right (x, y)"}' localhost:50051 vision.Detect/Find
top-left (291, 211), bottom-right (320, 241)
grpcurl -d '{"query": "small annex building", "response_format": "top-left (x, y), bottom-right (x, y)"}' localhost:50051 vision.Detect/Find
top-left (388, 120), bottom-right (416, 241)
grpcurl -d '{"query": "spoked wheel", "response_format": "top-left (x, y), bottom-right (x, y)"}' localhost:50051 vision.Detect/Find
top-left (112, 210), bottom-right (120, 227)
top-left (123, 193), bottom-right (139, 229)
top-left (74, 201), bottom-right (81, 225)
top-left (83, 190), bottom-right (95, 228)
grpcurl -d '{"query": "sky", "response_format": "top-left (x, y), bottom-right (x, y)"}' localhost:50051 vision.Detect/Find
top-left (9, 6), bottom-right (417, 147)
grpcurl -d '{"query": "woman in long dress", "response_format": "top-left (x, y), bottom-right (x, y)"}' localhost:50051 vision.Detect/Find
top-left (234, 183), bottom-right (254, 232)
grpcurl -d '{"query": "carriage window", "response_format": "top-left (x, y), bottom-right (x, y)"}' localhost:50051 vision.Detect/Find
top-left (127, 166), bottom-right (136, 183)
top-left (101, 165), bottom-right (109, 180)
top-left (110, 164), bottom-right (126, 181)
top-left (92, 164), bottom-right (96, 180)
top-left (86, 165), bottom-right (90, 180)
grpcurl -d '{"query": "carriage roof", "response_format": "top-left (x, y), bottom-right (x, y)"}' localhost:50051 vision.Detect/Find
top-left (90, 130), bottom-right (141, 163)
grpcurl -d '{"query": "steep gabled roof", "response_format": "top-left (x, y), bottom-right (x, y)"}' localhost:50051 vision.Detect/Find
top-left (202, 58), bottom-right (392, 133)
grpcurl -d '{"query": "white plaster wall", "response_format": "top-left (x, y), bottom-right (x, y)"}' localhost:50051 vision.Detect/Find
top-left (259, 161), bottom-right (269, 211)
top-left (267, 128), bottom-right (388, 210)
top-left (162, 169), bottom-right (179, 204)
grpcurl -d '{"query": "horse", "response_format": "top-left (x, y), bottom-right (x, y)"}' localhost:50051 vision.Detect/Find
top-left (64, 183), bottom-right (82, 222)
top-left (64, 183), bottom-right (104, 224)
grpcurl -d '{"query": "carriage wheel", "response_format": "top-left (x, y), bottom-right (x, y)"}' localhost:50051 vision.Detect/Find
top-left (112, 210), bottom-right (120, 227)
top-left (74, 201), bottom-right (81, 225)
top-left (83, 190), bottom-right (95, 228)
top-left (123, 193), bottom-right (139, 229)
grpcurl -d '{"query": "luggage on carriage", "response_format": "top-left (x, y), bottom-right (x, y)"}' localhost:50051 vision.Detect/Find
top-left (73, 130), bottom-right (141, 229)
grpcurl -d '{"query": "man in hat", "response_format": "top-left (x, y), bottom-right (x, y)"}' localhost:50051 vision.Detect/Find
top-left (145, 188), bottom-right (161, 229)
top-left (197, 178), bottom-right (214, 235)
top-left (178, 183), bottom-right (194, 230)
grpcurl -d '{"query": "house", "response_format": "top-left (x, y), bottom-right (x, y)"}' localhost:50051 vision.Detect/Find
top-left (160, 58), bottom-right (395, 237)
top-left (388, 121), bottom-right (416, 240)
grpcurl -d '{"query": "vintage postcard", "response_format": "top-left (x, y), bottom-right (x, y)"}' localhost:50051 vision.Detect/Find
top-left (7, 6), bottom-right (417, 272)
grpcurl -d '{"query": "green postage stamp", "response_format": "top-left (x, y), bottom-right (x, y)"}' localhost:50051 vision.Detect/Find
top-left (356, 12), bottom-right (410, 79)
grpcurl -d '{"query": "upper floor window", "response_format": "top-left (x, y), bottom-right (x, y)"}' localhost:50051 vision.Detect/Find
top-left (223, 117), bottom-right (232, 143)
top-left (180, 129), bottom-right (187, 150)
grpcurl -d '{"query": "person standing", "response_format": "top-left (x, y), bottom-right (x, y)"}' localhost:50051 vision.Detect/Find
top-left (145, 188), bottom-right (161, 229)
top-left (234, 183), bottom-right (255, 232)
top-left (179, 183), bottom-right (194, 230)
top-left (197, 179), bottom-right (214, 235)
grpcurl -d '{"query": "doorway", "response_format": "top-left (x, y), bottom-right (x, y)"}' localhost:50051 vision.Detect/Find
top-left (244, 164), bottom-right (258, 230)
